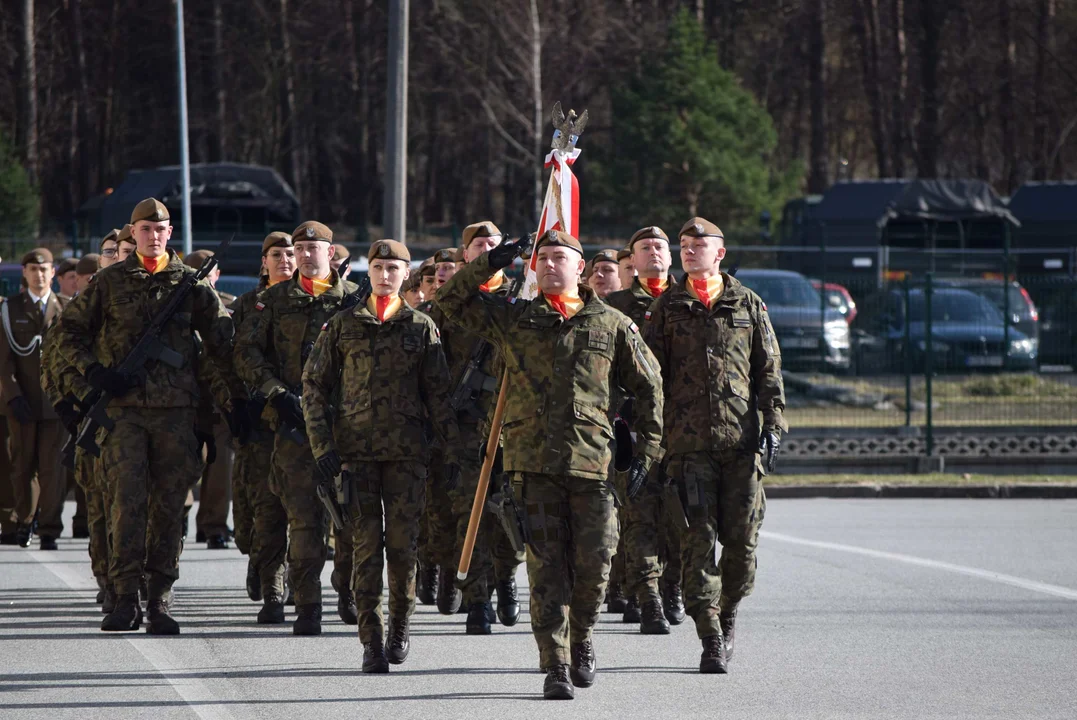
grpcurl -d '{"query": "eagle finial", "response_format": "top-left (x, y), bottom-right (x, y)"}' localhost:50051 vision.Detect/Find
top-left (550, 101), bottom-right (589, 152)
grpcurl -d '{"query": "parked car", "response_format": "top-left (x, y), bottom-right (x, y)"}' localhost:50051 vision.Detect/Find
top-left (933, 276), bottom-right (1039, 353)
top-left (856, 287), bottom-right (1038, 372)
top-left (736, 269), bottom-right (851, 373)
top-left (810, 280), bottom-right (857, 325)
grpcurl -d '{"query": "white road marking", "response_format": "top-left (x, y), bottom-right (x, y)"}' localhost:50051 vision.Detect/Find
top-left (28, 550), bottom-right (238, 720)
top-left (762, 531), bottom-right (1077, 601)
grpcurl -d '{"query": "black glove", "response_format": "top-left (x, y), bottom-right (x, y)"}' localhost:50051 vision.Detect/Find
top-left (86, 363), bottom-right (137, 398)
top-left (271, 391), bottom-right (304, 427)
top-left (442, 463), bottom-right (461, 492)
top-left (316, 450), bottom-right (343, 482)
top-left (487, 233), bottom-right (534, 270)
top-left (226, 398), bottom-right (254, 445)
top-left (8, 396), bottom-right (32, 425)
top-left (760, 429), bottom-right (781, 474)
top-left (625, 456), bottom-right (650, 500)
top-left (54, 398), bottom-right (81, 434)
top-left (196, 430), bottom-right (217, 465)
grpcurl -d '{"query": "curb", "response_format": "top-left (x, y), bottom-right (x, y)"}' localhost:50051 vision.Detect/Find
top-left (765, 484), bottom-right (1077, 499)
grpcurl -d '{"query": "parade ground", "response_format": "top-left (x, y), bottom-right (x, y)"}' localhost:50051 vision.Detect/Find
top-left (2, 498), bottom-right (1075, 719)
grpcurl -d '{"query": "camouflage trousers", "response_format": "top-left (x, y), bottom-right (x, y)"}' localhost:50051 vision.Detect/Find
top-left (622, 466), bottom-right (682, 603)
top-left (249, 434), bottom-right (288, 599)
top-left (98, 407), bottom-right (201, 598)
top-left (512, 472), bottom-right (618, 670)
top-left (666, 449), bottom-right (766, 639)
top-left (195, 417), bottom-right (234, 538)
top-left (451, 462), bottom-right (525, 606)
top-left (342, 459), bottom-right (426, 643)
top-left (420, 454), bottom-right (455, 569)
top-left (75, 449), bottom-right (110, 584)
top-left (232, 431), bottom-right (272, 557)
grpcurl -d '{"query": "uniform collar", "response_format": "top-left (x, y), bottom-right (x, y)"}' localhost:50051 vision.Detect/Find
top-left (286, 269), bottom-right (347, 300)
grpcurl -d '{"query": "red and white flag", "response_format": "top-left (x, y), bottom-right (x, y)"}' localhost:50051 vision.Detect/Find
top-left (521, 147), bottom-right (582, 299)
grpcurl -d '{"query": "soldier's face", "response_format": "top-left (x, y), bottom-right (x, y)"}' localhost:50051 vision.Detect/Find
top-left (403, 286), bottom-right (424, 307)
top-left (435, 262), bottom-right (457, 287)
top-left (465, 235), bottom-right (502, 262)
top-left (134, 221), bottom-right (172, 257)
top-left (99, 240), bottom-right (119, 268)
top-left (680, 235), bottom-right (726, 276)
top-left (23, 262), bottom-right (54, 294)
top-left (618, 257), bottom-right (636, 288)
top-left (118, 242), bottom-right (136, 262)
top-left (58, 270), bottom-right (79, 297)
top-left (266, 246), bottom-right (297, 284)
top-left (294, 240), bottom-right (332, 279)
top-left (632, 238), bottom-right (671, 277)
top-left (536, 246), bottom-right (585, 295)
top-left (421, 274), bottom-right (437, 295)
top-left (370, 259), bottom-right (410, 297)
top-left (588, 261), bottom-right (621, 298)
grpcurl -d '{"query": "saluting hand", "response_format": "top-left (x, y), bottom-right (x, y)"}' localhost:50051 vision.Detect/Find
top-left (488, 233), bottom-right (535, 270)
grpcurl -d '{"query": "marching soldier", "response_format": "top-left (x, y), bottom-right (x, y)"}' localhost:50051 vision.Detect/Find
top-left (55, 198), bottom-right (248, 634)
top-left (642, 217), bottom-right (786, 673)
top-left (330, 244), bottom-right (353, 279)
top-left (413, 255), bottom-right (440, 605)
top-left (75, 255), bottom-right (101, 294)
top-left (234, 221), bottom-right (358, 635)
top-left (56, 258), bottom-right (79, 300)
top-left (418, 257), bottom-right (437, 301)
top-left (401, 273), bottom-right (425, 309)
top-left (616, 246), bottom-right (636, 291)
top-left (606, 226), bottom-right (684, 631)
top-left (435, 229), bottom-right (663, 700)
top-left (304, 239), bottom-right (461, 673)
top-left (433, 247), bottom-right (460, 289)
top-left (586, 249), bottom-right (622, 299)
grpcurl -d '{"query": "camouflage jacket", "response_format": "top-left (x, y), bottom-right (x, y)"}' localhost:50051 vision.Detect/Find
top-left (234, 270), bottom-right (358, 405)
top-left (54, 249), bottom-right (242, 410)
top-left (604, 275), bottom-right (674, 418)
top-left (434, 253), bottom-right (664, 480)
top-left (302, 300), bottom-right (460, 463)
top-left (642, 273), bottom-right (786, 456)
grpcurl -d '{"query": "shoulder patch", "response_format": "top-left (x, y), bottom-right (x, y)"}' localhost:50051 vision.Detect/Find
top-left (255, 301), bottom-right (265, 311)
top-left (508, 297), bottom-right (518, 304)
top-left (761, 302), bottom-right (767, 312)
top-left (629, 322), bottom-right (639, 334)
top-left (321, 322), bottom-right (328, 331)
top-left (644, 311), bottom-right (652, 321)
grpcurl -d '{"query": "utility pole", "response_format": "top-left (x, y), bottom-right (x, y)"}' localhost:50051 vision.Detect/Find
top-left (176, 0), bottom-right (193, 255)
top-left (383, 0), bottom-right (409, 242)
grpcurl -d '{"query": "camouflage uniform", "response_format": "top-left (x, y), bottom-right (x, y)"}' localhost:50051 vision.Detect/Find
top-left (54, 249), bottom-right (242, 600)
top-left (233, 270), bottom-right (358, 607)
top-left (435, 252), bottom-right (664, 669)
top-left (642, 273), bottom-right (786, 639)
top-left (303, 296), bottom-right (460, 644)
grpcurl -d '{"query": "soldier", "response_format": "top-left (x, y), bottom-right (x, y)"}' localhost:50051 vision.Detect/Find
top-left (330, 244), bottom-right (353, 280)
top-left (587, 249), bottom-right (622, 299)
top-left (643, 216), bottom-right (785, 674)
top-left (0, 249), bottom-right (68, 549)
top-left (234, 221), bottom-right (359, 634)
top-left (75, 255), bottom-right (101, 294)
top-left (304, 239), bottom-right (460, 672)
top-left (606, 225), bottom-right (684, 631)
top-left (435, 229), bottom-right (663, 700)
top-left (56, 259), bottom-right (79, 300)
top-left (433, 247), bottom-right (460, 288)
top-left (0, 418), bottom-right (14, 545)
top-left (401, 273), bottom-right (425, 309)
top-left (417, 257), bottom-right (437, 301)
top-left (54, 198), bottom-right (248, 633)
top-left (616, 247), bottom-right (636, 291)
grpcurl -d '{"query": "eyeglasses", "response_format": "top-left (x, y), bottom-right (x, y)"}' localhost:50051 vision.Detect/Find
top-left (101, 249), bottom-right (118, 258)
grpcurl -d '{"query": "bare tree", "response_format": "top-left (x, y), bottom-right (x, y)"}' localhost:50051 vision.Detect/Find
top-left (17, 0), bottom-right (38, 188)
top-left (1032, 0), bottom-right (1055, 179)
top-left (916, 0), bottom-right (943, 177)
top-left (852, 0), bottom-right (889, 176)
top-left (997, 0), bottom-right (1017, 191)
top-left (889, 0), bottom-right (908, 176)
top-left (807, 0), bottom-right (828, 192)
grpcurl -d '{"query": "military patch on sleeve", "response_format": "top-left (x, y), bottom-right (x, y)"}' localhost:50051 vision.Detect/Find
top-left (321, 322), bottom-right (328, 331)
top-left (644, 311), bottom-right (652, 321)
top-left (629, 322), bottom-right (639, 334)
top-left (761, 302), bottom-right (767, 312)
top-left (255, 301), bottom-right (265, 311)
top-left (508, 297), bottom-right (518, 305)
top-left (588, 329), bottom-right (612, 351)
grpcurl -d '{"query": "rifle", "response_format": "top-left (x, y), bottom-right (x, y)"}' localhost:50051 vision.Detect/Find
top-left (73, 235), bottom-right (234, 458)
top-left (486, 477), bottom-right (529, 554)
top-left (317, 469), bottom-right (352, 532)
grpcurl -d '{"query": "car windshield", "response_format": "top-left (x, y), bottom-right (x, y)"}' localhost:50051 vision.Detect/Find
top-left (908, 292), bottom-right (1003, 324)
top-left (738, 274), bottom-right (820, 308)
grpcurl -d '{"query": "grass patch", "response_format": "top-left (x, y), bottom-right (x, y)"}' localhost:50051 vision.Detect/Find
top-left (766, 473), bottom-right (1077, 486)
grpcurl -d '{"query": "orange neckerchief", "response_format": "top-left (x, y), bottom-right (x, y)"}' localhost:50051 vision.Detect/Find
top-left (299, 273), bottom-right (333, 297)
top-left (479, 270), bottom-right (505, 294)
top-left (367, 294), bottom-right (403, 322)
top-left (641, 276), bottom-right (668, 298)
top-left (137, 252), bottom-right (169, 275)
top-left (267, 275), bottom-right (284, 287)
top-left (687, 275), bottom-right (724, 309)
top-left (543, 287), bottom-right (585, 320)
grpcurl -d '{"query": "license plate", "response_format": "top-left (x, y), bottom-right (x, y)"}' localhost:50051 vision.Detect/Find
top-left (781, 337), bottom-right (819, 349)
top-left (966, 355), bottom-right (1003, 367)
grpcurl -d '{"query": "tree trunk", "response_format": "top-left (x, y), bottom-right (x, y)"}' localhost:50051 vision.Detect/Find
top-left (64, 0), bottom-right (92, 205)
top-left (212, 0), bottom-right (227, 161)
top-left (280, 0), bottom-right (302, 205)
top-left (916, 0), bottom-right (942, 178)
top-left (807, 0), bottom-right (828, 193)
top-left (852, 0), bottom-right (889, 177)
top-left (1032, 0), bottom-right (1055, 179)
top-left (530, 0), bottom-right (543, 225)
top-left (997, 0), bottom-right (1017, 192)
top-left (17, 0), bottom-right (39, 188)
top-left (889, 0), bottom-right (909, 176)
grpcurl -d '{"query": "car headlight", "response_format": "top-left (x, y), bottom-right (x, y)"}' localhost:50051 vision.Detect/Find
top-left (917, 340), bottom-right (951, 353)
top-left (1009, 338), bottom-right (1035, 355)
top-left (824, 319), bottom-right (849, 348)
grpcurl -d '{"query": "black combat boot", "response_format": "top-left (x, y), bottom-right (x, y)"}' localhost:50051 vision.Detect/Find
top-left (663, 581), bottom-right (686, 625)
top-left (640, 598), bottom-right (671, 635)
top-left (719, 605), bottom-right (737, 661)
top-left (543, 664), bottom-right (574, 700)
top-left (622, 595), bottom-right (641, 623)
top-left (387, 616), bottom-right (410, 665)
top-left (146, 598), bottom-right (181, 635)
top-left (101, 586), bottom-right (116, 614)
top-left (605, 582), bottom-right (628, 614)
top-left (496, 577), bottom-right (521, 626)
top-left (700, 634), bottom-right (728, 674)
top-left (15, 521), bottom-right (34, 548)
top-left (436, 567), bottom-right (461, 615)
top-left (466, 601), bottom-right (492, 635)
top-left (101, 593), bottom-right (142, 631)
top-left (39, 535), bottom-right (58, 551)
top-left (362, 637), bottom-right (389, 674)
top-left (292, 604), bottom-right (322, 636)
top-left (569, 639), bottom-right (597, 688)
top-left (95, 577), bottom-right (106, 604)
top-left (337, 591), bottom-right (358, 625)
top-left (257, 596), bottom-right (286, 624)
top-left (416, 563), bottom-right (437, 605)
top-left (245, 559), bottom-right (261, 602)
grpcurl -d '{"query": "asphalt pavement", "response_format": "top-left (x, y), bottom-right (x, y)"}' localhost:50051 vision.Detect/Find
top-left (2, 499), bottom-right (1076, 720)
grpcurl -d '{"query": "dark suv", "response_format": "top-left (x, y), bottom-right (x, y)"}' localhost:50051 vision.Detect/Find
top-left (933, 277), bottom-right (1039, 355)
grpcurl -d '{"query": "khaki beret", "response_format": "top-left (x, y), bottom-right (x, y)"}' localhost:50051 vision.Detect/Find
top-left (332, 244), bottom-right (351, 262)
top-left (591, 249), bottom-right (619, 267)
top-left (100, 228), bottom-right (120, 251)
top-left (401, 274), bottom-right (420, 292)
top-left (22, 248), bottom-right (53, 266)
top-left (131, 198), bottom-right (169, 224)
top-left (368, 239), bottom-right (411, 263)
top-left (418, 257), bottom-right (436, 277)
top-left (291, 221), bottom-right (332, 243)
top-left (628, 225), bottom-right (670, 249)
top-left (679, 216), bottom-right (724, 239)
top-left (616, 246), bottom-right (633, 262)
top-left (117, 224), bottom-right (134, 244)
top-left (462, 221), bottom-right (502, 248)
top-left (262, 231), bottom-right (293, 254)
top-left (76, 254), bottom-right (101, 276)
top-left (57, 258), bottom-right (79, 275)
top-left (184, 249), bottom-right (213, 269)
top-left (534, 229), bottom-right (583, 254)
top-left (432, 247), bottom-right (460, 265)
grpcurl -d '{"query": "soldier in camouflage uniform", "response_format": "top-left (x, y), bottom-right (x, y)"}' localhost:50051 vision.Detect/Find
top-left (435, 229), bottom-right (663, 700)
top-left (304, 239), bottom-right (461, 673)
top-left (605, 225), bottom-right (684, 632)
top-left (586, 249), bottom-right (622, 299)
top-left (55, 198), bottom-right (247, 634)
top-left (412, 256), bottom-right (440, 606)
top-left (234, 221), bottom-right (359, 635)
top-left (643, 216), bottom-right (786, 674)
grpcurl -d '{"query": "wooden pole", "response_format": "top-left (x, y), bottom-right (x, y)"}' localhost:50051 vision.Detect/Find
top-left (456, 369), bottom-right (510, 581)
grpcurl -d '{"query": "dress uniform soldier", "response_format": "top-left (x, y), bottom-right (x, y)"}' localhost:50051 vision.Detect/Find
top-left (303, 239), bottom-right (461, 673)
top-left (586, 249), bottom-right (622, 299)
top-left (606, 226), bottom-right (684, 631)
top-left (234, 221), bottom-right (359, 635)
top-left (643, 217), bottom-right (786, 674)
top-left (55, 198), bottom-right (247, 633)
top-left (435, 230), bottom-right (663, 700)
top-left (0, 249), bottom-right (68, 549)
